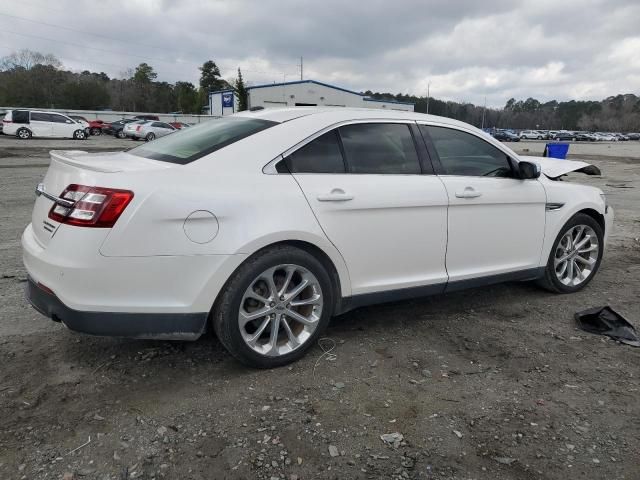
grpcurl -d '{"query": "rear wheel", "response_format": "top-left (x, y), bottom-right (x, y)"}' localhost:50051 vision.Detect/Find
top-left (91, 127), bottom-right (102, 136)
top-left (537, 213), bottom-right (603, 293)
top-left (73, 129), bottom-right (86, 140)
top-left (145, 132), bottom-right (155, 141)
top-left (17, 128), bottom-right (32, 140)
top-left (213, 245), bottom-right (334, 368)
top-left (116, 130), bottom-right (126, 139)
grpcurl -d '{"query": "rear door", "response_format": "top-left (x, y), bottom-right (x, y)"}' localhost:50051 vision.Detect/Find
top-left (29, 112), bottom-right (53, 137)
top-left (287, 121), bottom-right (449, 296)
top-left (419, 124), bottom-right (546, 284)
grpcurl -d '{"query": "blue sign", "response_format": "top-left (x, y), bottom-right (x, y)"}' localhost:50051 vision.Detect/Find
top-left (222, 93), bottom-right (234, 108)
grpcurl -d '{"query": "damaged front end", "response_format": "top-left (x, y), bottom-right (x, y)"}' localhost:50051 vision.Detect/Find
top-left (519, 156), bottom-right (601, 180)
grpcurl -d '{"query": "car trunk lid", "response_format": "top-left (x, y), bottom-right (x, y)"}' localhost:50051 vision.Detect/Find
top-left (32, 150), bottom-right (170, 247)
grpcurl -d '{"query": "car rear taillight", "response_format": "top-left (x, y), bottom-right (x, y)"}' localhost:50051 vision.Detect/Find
top-left (48, 184), bottom-right (134, 228)
top-left (136, 125), bottom-right (142, 131)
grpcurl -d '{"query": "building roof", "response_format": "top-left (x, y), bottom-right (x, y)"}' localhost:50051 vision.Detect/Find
top-left (210, 79), bottom-right (415, 106)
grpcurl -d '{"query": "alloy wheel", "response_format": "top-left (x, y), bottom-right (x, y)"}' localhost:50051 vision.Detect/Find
top-left (238, 264), bottom-right (323, 357)
top-left (554, 225), bottom-right (599, 286)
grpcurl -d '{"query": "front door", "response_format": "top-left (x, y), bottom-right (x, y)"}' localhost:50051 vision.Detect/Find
top-left (419, 124), bottom-right (546, 284)
top-left (287, 122), bottom-right (449, 296)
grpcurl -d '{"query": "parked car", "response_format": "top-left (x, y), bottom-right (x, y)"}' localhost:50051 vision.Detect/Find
top-left (169, 122), bottom-right (190, 129)
top-left (133, 114), bottom-right (160, 121)
top-left (626, 132), bottom-right (640, 140)
top-left (554, 131), bottom-right (576, 141)
top-left (519, 130), bottom-right (544, 140)
top-left (125, 120), bottom-right (177, 141)
top-left (69, 116), bottom-right (106, 136)
top-left (102, 119), bottom-right (136, 138)
top-left (22, 108), bottom-right (612, 367)
top-left (612, 133), bottom-right (629, 141)
top-left (575, 132), bottom-right (597, 142)
top-left (2, 110), bottom-right (88, 139)
top-left (122, 120), bottom-right (150, 140)
top-left (0, 111), bottom-right (6, 134)
top-left (492, 130), bottom-right (520, 142)
top-left (594, 132), bottom-right (617, 141)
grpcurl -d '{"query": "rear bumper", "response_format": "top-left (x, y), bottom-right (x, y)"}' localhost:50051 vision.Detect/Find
top-left (26, 277), bottom-right (208, 340)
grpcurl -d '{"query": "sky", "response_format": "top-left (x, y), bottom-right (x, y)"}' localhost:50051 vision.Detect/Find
top-left (1, 0), bottom-right (639, 108)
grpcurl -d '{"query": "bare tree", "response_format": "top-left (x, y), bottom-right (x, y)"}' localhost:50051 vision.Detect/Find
top-left (0, 49), bottom-right (62, 71)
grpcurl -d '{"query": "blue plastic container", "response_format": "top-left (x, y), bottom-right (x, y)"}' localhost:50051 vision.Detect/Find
top-left (544, 143), bottom-right (569, 159)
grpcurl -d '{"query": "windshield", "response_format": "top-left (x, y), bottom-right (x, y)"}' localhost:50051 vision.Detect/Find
top-left (128, 117), bottom-right (278, 164)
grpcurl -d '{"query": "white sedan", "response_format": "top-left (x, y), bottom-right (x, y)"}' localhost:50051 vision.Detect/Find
top-left (23, 108), bottom-right (613, 367)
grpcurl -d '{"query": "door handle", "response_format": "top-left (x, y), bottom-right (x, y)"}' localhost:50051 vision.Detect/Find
top-left (317, 188), bottom-right (354, 202)
top-left (455, 187), bottom-right (482, 199)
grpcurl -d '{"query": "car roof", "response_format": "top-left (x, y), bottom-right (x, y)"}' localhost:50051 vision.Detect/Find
top-left (232, 106), bottom-right (476, 131)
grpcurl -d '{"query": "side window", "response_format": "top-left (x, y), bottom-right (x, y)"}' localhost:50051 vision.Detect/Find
top-left (338, 123), bottom-right (421, 174)
top-left (31, 112), bottom-right (49, 122)
top-left (284, 130), bottom-right (346, 174)
top-left (13, 110), bottom-right (30, 124)
top-left (50, 114), bottom-right (69, 123)
top-left (422, 125), bottom-right (513, 177)
top-left (158, 122), bottom-right (173, 129)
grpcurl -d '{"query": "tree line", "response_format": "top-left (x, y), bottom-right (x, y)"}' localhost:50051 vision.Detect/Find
top-left (1, 49), bottom-right (638, 131)
top-left (0, 49), bottom-right (246, 114)
top-left (367, 91), bottom-right (640, 132)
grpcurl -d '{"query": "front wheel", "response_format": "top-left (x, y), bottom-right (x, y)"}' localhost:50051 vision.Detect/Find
top-left (91, 127), bottom-right (102, 136)
top-left (537, 213), bottom-right (604, 293)
top-left (116, 130), bottom-right (126, 139)
top-left (73, 129), bottom-right (86, 140)
top-left (213, 245), bottom-right (334, 368)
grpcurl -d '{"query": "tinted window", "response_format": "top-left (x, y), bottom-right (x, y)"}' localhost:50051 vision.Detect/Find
top-left (129, 117), bottom-right (277, 165)
top-left (155, 122), bottom-right (173, 129)
top-left (12, 110), bottom-right (29, 124)
top-left (49, 114), bottom-right (70, 123)
top-left (284, 131), bottom-right (345, 174)
top-left (423, 126), bottom-right (513, 177)
top-left (31, 112), bottom-right (50, 122)
top-left (339, 123), bottom-right (420, 174)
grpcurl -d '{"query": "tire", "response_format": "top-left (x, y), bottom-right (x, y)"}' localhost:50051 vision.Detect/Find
top-left (91, 127), bottom-right (102, 136)
top-left (145, 132), bottom-right (155, 141)
top-left (73, 129), bottom-right (86, 140)
top-left (537, 136), bottom-right (543, 140)
top-left (116, 130), bottom-right (126, 139)
top-left (17, 128), bottom-right (32, 140)
top-left (131, 137), bottom-right (138, 141)
top-left (213, 245), bottom-right (334, 368)
top-left (537, 213), bottom-right (604, 293)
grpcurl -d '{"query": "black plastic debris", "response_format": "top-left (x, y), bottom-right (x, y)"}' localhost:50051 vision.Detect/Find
top-left (575, 306), bottom-right (640, 347)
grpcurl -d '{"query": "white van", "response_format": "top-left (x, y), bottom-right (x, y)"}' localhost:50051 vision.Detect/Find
top-left (2, 110), bottom-right (88, 140)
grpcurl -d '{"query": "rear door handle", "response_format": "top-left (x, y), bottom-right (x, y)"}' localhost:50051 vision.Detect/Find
top-left (455, 187), bottom-right (482, 199)
top-left (317, 188), bottom-right (354, 202)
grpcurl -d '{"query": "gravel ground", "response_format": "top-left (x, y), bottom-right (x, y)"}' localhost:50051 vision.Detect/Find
top-left (1, 135), bottom-right (639, 480)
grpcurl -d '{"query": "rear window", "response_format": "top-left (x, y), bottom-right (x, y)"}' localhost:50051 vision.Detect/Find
top-left (129, 117), bottom-right (278, 164)
top-left (12, 110), bottom-right (30, 124)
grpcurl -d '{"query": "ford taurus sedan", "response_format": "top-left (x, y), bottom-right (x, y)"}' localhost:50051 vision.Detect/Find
top-left (23, 108), bottom-right (613, 368)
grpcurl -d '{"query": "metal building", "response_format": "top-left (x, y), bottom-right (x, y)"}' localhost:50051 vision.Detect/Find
top-left (209, 80), bottom-right (414, 116)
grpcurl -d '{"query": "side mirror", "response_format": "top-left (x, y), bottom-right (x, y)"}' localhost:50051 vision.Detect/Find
top-left (518, 161), bottom-right (541, 179)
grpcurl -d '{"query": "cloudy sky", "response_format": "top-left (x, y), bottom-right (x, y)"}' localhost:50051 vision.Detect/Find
top-left (1, 0), bottom-right (639, 107)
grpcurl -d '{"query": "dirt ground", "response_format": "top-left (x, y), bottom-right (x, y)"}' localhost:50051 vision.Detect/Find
top-left (1, 134), bottom-right (639, 480)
